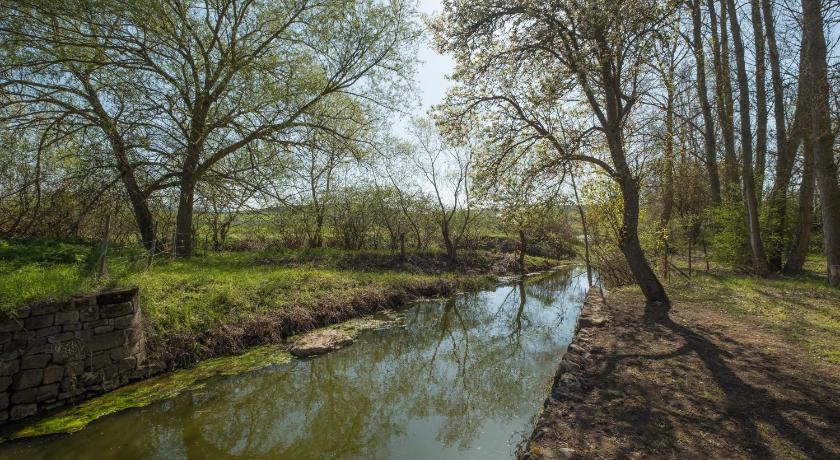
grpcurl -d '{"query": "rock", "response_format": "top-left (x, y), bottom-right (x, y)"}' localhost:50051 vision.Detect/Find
top-left (12, 369), bottom-right (43, 390)
top-left (10, 403), bottom-right (37, 421)
top-left (43, 364), bottom-right (65, 384)
top-left (579, 315), bottom-right (608, 328)
top-left (289, 329), bottom-right (354, 357)
top-left (21, 353), bottom-right (51, 369)
top-left (54, 310), bottom-right (79, 325)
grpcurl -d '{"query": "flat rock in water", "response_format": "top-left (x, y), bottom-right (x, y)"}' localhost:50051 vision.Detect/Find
top-left (289, 329), bottom-right (354, 357)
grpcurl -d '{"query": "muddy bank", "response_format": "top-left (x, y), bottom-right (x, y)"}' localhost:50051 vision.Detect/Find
top-left (148, 277), bottom-right (481, 371)
top-left (519, 286), bottom-right (840, 459)
top-left (147, 254), bottom-right (561, 371)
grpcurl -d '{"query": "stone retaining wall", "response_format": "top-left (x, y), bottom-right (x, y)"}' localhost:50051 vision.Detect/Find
top-left (0, 288), bottom-right (148, 424)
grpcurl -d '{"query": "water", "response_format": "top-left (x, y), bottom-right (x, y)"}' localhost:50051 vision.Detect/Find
top-left (0, 267), bottom-right (587, 460)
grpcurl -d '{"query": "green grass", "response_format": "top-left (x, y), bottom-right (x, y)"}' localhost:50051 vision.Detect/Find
top-left (666, 260), bottom-right (840, 364)
top-left (2, 239), bottom-right (557, 343)
top-left (0, 239), bottom-right (97, 311)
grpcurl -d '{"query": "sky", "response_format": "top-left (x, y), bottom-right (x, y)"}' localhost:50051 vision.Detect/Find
top-left (407, 0), bottom-right (455, 119)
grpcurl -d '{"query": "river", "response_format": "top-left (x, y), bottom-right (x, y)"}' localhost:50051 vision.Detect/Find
top-left (0, 267), bottom-right (587, 460)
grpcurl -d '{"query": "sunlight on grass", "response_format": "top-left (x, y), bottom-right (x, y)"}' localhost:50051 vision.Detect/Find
top-left (670, 264), bottom-right (840, 364)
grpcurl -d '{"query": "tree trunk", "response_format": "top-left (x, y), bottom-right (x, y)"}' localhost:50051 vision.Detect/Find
top-left (750, 0), bottom-right (768, 201)
top-left (518, 228), bottom-right (526, 274)
top-left (616, 172), bottom-right (670, 318)
top-left (174, 176), bottom-right (196, 258)
top-left (691, 0), bottom-right (721, 204)
top-left (117, 157), bottom-right (156, 251)
top-left (713, 0), bottom-right (739, 192)
top-left (661, 66), bottom-right (675, 280)
top-left (785, 138), bottom-right (815, 273)
top-left (442, 219), bottom-right (456, 267)
top-left (766, 36), bottom-right (806, 270)
top-left (802, 0), bottom-right (840, 286)
top-left (727, 0), bottom-right (769, 276)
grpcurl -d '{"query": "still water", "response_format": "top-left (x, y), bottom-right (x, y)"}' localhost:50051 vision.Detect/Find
top-left (0, 268), bottom-right (587, 460)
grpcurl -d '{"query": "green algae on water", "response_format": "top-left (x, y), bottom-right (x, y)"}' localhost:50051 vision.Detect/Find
top-left (2, 346), bottom-right (292, 441)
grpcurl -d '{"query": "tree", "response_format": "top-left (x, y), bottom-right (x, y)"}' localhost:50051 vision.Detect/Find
top-left (2, 0), bottom-right (419, 257)
top-left (688, 0), bottom-right (721, 204)
top-left (802, 0), bottom-right (840, 286)
top-left (409, 119), bottom-right (472, 267)
top-left (433, 0), bottom-right (672, 314)
top-left (726, 0), bottom-right (768, 275)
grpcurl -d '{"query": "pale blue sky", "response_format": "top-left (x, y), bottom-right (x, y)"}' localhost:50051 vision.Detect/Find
top-left (414, 0), bottom-right (455, 113)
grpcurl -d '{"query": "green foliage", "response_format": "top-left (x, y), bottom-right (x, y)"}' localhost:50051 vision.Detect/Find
top-left (707, 201), bottom-right (751, 269)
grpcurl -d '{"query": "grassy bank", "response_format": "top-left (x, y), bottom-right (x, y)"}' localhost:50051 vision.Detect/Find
top-left (1, 239), bottom-right (562, 364)
top-left (660, 260), bottom-right (840, 364)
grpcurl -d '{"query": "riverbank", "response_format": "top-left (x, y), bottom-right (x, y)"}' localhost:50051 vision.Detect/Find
top-left (522, 268), bottom-right (840, 459)
top-left (0, 267), bottom-right (586, 453)
top-left (1, 239), bottom-right (562, 372)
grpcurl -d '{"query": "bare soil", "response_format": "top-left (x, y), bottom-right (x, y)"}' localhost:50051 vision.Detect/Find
top-left (522, 287), bottom-right (840, 459)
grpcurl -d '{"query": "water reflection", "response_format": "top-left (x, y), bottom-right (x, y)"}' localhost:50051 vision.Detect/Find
top-left (0, 268), bottom-right (586, 460)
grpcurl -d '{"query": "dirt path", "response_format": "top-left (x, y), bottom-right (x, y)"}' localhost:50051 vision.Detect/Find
top-left (521, 287), bottom-right (840, 459)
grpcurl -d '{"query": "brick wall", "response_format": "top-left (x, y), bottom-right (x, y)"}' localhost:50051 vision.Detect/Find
top-left (0, 288), bottom-right (148, 424)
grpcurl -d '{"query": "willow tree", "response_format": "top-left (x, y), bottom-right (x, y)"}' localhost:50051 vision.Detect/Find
top-left (2, 0), bottom-right (419, 257)
top-left (433, 0), bottom-right (672, 315)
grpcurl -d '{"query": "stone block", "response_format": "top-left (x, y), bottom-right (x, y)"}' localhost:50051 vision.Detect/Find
top-left (35, 326), bottom-right (62, 338)
top-left (21, 354), bottom-right (50, 369)
top-left (37, 383), bottom-right (59, 402)
top-left (83, 319), bottom-right (110, 330)
top-left (90, 352), bottom-right (111, 370)
top-left (50, 332), bottom-right (75, 343)
top-left (93, 325), bottom-right (114, 335)
top-left (42, 400), bottom-right (64, 411)
top-left (43, 365), bottom-right (64, 385)
top-left (11, 388), bottom-right (36, 404)
top-left (100, 302), bottom-right (134, 319)
top-left (54, 311), bottom-right (79, 325)
top-left (110, 347), bottom-right (128, 361)
top-left (0, 321), bottom-right (23, 333)
top-left (0, 351), bottom-right (18, 360)
top-left (0, 393), bottom-right (7, 410)
top-left (103, 365), bottom-right (118, 379)
top-left (60, 377), bottom-right (77, 392)
top-left (0, 410), bottom-right (7, 424)
top-left (79, 304), bottom-right (99, 322)
top-left (112, 314), bottom-right (137, 330)
top-left (24, 314), bottom-right (54, 330)
top-left (0, 376), bottom-right (11, 391)
top-left (52, 351), bottom-right (67, 365)
top-left (10, 404), bottom-right (37, 421)
top-left (96, 288), bottom-right (137, 305)
top-left (71, 296), bottom-right (95, 309)
top-left (12, 369), bottom-right (43, 390)
top-left (15, 305), bottom-right (31, 318)
top-left (119, 356), bottom-right (137, 371)
top-left (88, 331), bottom-right (125, 352)
top-left (62, 323), bottom-right (82, 332)
top-left (30, 302), bottom-right (60, 316)
top-left (0, 332), bottom-right (11, 345)
top-left (0, 359), bottom-right (19, 376)
top-left (79, 372), bottom-right (101, 387)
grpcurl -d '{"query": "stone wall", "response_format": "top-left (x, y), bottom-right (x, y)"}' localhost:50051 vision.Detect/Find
top-left (0, 288), bottom-right (147, 424)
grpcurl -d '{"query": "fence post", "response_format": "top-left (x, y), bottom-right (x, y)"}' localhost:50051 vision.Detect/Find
top-left (96, 214), bottom-right (112, 281)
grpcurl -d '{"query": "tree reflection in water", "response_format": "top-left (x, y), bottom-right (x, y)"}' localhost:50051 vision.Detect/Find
top-left (0, 268), bottom-right (587, 460)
